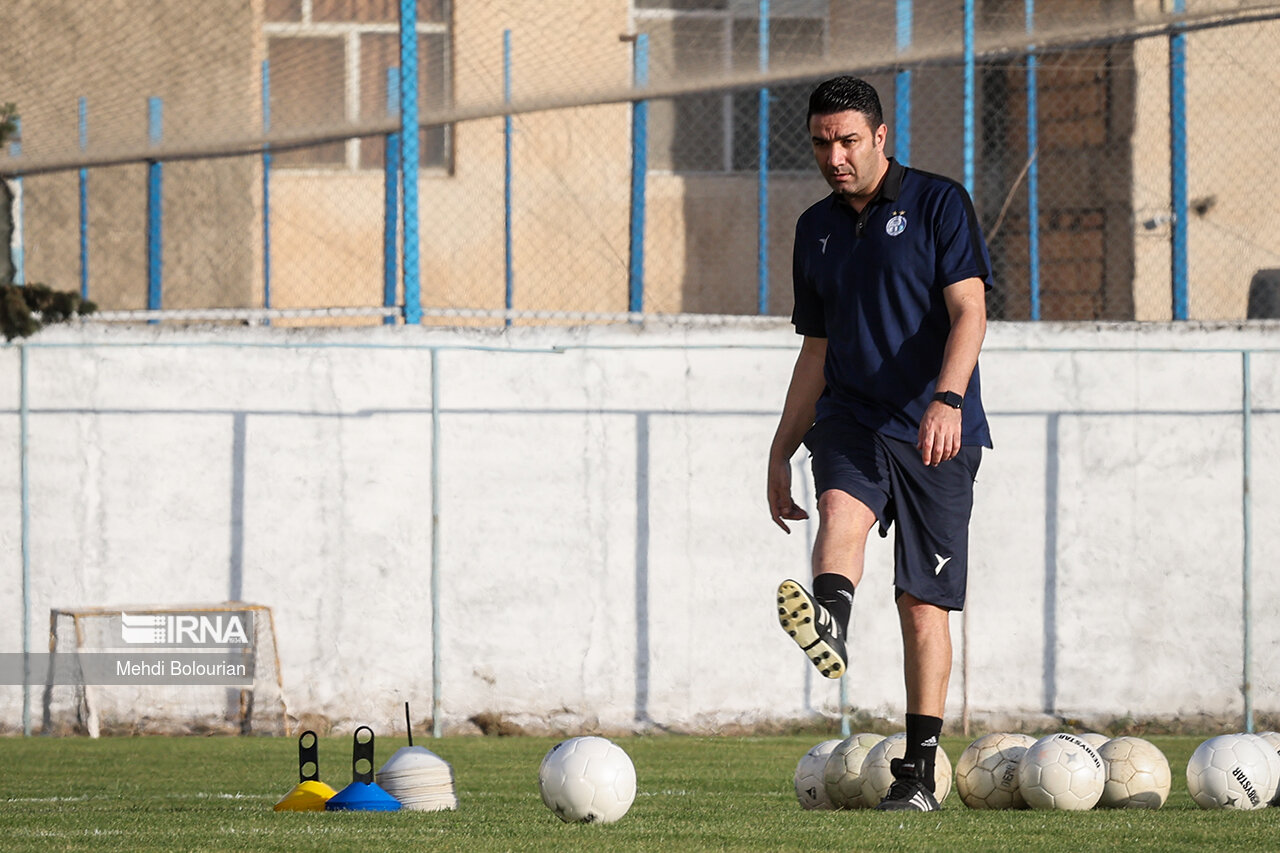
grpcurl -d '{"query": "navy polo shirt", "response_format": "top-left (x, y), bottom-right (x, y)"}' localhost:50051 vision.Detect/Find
top-left (791, 158), bottom-right (993, 448)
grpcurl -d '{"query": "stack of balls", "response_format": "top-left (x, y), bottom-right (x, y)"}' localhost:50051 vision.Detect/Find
top-left (793, 731), bottom-right (952, 810)
top-left (794, 730), bottom-right (1176, 812)
top-left (957, 731), bottom-right (1172, 810)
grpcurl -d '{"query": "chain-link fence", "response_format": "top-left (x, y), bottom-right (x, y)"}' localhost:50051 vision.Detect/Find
top-left (2, 1), bottom-right (1279, 324)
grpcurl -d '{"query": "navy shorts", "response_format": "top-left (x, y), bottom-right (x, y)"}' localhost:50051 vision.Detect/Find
top-left (803, 413), bottom-right (982, 610)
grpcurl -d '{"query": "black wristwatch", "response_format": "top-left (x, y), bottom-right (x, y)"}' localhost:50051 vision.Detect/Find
top-left (932, 390), bottom-right (964, 410)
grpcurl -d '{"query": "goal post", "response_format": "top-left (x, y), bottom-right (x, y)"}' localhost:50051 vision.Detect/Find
top-left (43, 602), bottom-right (290, 738)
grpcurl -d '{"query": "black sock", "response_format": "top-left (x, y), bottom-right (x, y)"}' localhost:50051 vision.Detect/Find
top-left (812, 572), bottom-right (855, 630)
top-left (905, 713), bottom-right (944, 791)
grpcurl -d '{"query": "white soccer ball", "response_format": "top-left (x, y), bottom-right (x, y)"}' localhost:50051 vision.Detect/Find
top-left (1255, 731), bottom-right (1280, 806)
top-left (794, 739), bottom-right (841, 810)
top-left (1242, 733), bottom-right (1280, 804)
top-left (1016, 733), bottom-right (1105, 810)
top-left (859, 732), bottom-right (953, 806)
top-left (1095, 736), bottom-right (1171, 809)
top-left (538, 736), bottom-right (637, 823)
top-left (822, 732), bottom-right (886, 809)
top-left (954, 732), bottom-right (1037, 810)
top-left (1186, 734), bottom-right (1272, 810)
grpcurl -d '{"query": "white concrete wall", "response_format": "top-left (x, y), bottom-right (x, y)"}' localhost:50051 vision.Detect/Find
top-left (1, 320), bottom-right (1277, 734)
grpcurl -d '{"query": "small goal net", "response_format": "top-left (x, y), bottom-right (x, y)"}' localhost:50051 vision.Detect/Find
top-left (43, 602), bottom-right (290, 737)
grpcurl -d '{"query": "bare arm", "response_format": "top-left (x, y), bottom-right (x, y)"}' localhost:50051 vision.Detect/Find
top-left (917, 277), bottom-right (987, 466)
top-left (767, 336), bottom-right (827, 533)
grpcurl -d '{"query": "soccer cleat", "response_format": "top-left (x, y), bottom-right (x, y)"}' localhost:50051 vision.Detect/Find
top-left (776, 579), bottom-right (847, 679)
top-left (875, 758), bottom-right (941, 811)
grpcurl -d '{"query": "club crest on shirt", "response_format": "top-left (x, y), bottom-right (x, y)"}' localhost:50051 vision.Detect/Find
top-left (886, 212), bottom-right (907, 237)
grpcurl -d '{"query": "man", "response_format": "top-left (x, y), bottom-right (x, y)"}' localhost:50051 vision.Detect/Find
top-left (767, 76), bottom-right (992, 812)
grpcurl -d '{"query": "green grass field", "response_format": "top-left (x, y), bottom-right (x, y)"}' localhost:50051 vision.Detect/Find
top-left (0, 733), bottom-right (1277, 851)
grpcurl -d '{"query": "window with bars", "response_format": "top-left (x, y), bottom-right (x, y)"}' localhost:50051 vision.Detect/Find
top-left (633, 0), bottom-right (827, 173)
top-left (263, 0), bottom-right (451, 171)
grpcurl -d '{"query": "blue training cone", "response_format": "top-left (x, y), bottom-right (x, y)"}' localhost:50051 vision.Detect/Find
top-left (325, 725), bottom-right (402, 812)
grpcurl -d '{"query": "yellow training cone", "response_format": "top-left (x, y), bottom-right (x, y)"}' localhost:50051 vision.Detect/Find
top-left (273, 730), bottom-right (336, 812)
top-left (274, 779), bottom-right (338, 812)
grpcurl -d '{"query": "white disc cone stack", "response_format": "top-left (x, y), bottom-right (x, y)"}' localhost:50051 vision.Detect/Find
top-left (377, 746), bottom-right (459, 811)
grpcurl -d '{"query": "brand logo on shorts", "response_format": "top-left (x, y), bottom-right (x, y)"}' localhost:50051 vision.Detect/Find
top-left (932, 554), bottom-right (951, 576)
top-left (886, 212), bottom-right (907, 237)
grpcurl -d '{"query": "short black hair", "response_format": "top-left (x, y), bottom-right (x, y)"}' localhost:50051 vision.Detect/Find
top-left (806, 76), bottom-right (884, 130)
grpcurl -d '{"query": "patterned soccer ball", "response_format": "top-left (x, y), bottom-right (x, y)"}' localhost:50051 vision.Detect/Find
top-left (1096, 736), bottom-right (1171, 809)
top-left (1016, 733), bottom-right (1105, 810)
top-left (1255, 731), bottom-right (1280, 806)
top-left (1186, 734), bottom-right (1272, 810)
top-left (954, 732), bottom-right (1037, 810)
top-left (859, 732), bottom-right (953, 806)
top-left (793, 739), bottom-right (841, 810)
top-left (538, 736), bottom-right (637, 823)
top-left (1242, 733), bottom-right (1280, 805)
top-left (822, 732), bottom-right (886, 809)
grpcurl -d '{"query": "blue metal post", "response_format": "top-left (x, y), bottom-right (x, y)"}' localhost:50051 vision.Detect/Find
top-left (146, 98), bottom-right (163, 315)
top-left (628, 34), bottom-right (649, 316)
top-left (261, 63), bottom-right (272, 324)
top-left (895, 0), bottom-right (912, 163)
top-left (963, 0), bottom-right (975, 194)
top-left (399, 0), bottom-right (422, 324)
top-left (78, 99), bottom-right (89, 299)
top-left (1025, 0), bottom-right (1041, 320)
top-left (1170, 0), bottom-right (1189, 320)
top-left (757, 0), bottom-right (769, 315)
top-left (384, 67), bottom-right (400, 325)
top-left (503, 30), bottom-right (514, 326)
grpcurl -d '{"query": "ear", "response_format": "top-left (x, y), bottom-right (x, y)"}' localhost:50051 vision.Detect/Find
top-left (876, 123), bottom-right (888, 151)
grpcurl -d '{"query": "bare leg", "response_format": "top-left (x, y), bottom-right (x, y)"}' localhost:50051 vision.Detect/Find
top-left (811, 489), bottom-right (876, 584)
top-left (897, 592), bottom-right (951, 717)
top-left (777, 489), bottom-right (877, 680)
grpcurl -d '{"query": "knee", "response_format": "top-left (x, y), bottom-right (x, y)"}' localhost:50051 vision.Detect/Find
top-left (898, 594), bottom-right (949, 637)
top-left (816, 490), bottom-right (875, 526)
top-left (815, 490), bottom-right (845, 517)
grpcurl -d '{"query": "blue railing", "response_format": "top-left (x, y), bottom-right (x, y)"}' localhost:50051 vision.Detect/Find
top-left (627, 33), bottom-right (649, 317)
top-left (0, 5), bottom-right (1226, 323)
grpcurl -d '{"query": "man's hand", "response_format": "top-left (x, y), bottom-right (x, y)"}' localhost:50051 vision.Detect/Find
top-left (917, 401), bottom-right (962, 467)
top-left (768, 456), bottom-right (809, 533)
